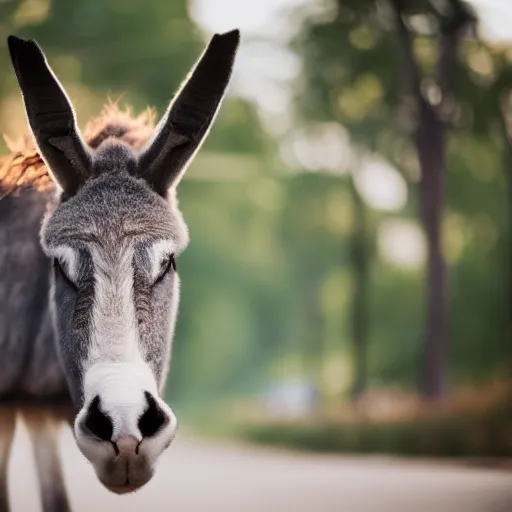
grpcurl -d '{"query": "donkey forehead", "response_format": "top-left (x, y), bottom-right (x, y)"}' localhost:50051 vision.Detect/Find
top-left (42, 172), bottom-right (188, 251)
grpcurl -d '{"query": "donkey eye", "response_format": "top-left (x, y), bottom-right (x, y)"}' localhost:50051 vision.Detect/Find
top-left (53, 258), bottom-right (77, 290)
top-left (153, 254), bottom-right (176, 286)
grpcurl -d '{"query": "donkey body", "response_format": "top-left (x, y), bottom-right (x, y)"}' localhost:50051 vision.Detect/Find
top-left (0, 185), bottom-right (71, 511)
top-left (0, 186), bottom-right (67, 398)
top-left (0, 30), bottom-right (239, 511)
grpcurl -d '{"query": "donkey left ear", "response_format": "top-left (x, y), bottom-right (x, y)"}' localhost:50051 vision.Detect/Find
top-left (7, 35), bottom-right (92, 197)
top-left (137, 29), bottom-right (240, 196)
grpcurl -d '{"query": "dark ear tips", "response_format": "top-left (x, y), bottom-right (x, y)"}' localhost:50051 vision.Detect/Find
top-left (7, 35), bottom-right (51, 87)
top-left (208, 28), bottom-right (241, 66)
top-left (184, 28), bottom-right (240, 98)
top-left (213, 29), bottom-right (240, 45)
top-left (7, 35), bottom-right (40, 65)
top-left (7, 35), bottom-right (28, 71)
top-left (7, 34), bottom-right (29, 47)
top-left (7, 34), bottom-right (24, 50)
top-left (209, 29), bottom-right (240, 70)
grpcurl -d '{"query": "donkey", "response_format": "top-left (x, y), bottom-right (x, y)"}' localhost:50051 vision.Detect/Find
top-left (0, 29), bottom-right (239, 509)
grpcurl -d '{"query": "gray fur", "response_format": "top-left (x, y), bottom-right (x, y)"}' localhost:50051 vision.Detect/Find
top-left (0, 189), bottom-right (68, 399)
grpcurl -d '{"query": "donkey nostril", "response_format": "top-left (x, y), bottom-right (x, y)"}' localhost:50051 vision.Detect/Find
top-left (84, 395), bottom-right (114, 441)
top-left (138, 391), bottom-right (168, 438)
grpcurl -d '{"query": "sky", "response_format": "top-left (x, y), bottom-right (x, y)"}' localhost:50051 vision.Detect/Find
top-left (190, 0), bottom-right (512, 114)
top-left (469, 0), bottom-right (512, 43)
top-left (190, 0), bottom-right (310, 136)
top-left (191, 0), bottom-right (512, 42)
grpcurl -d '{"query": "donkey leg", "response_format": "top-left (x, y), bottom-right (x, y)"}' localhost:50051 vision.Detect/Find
top-left (24, 409), bottom-right (71, 512)
top-left (0, 406), bottom-right (16, 512)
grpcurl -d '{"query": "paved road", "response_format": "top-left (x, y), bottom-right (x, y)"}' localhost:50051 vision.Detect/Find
top-left (7, 419), bottom-right (512, 512)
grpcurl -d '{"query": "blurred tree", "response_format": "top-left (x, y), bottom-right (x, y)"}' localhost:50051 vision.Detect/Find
top-left (390, 0), bottom-right (474, 400)
top-left (278, 173), bottom-right (348, 397)
top-left (290, 0), bottom-right (511, 401)
top-left (291, 0), bottom-right (400, 399)
top-left (500, 99), bottom-right (512, 349)
top-left (349, 173), bottom-right (369, 399)
top-left (496, 88), bottom-right (512, 351)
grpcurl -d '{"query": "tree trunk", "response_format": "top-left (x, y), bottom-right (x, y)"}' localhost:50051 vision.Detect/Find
top-left (498, 95), bottom-right (512, 359)
top-left (506, 141), bottom-right (512, 353)
top-left (416, 101), bottom-right (449, 400)
top-left (390, 1), bottom-right (464, 401)
top-left (349, 176), bottom-right (368, 400)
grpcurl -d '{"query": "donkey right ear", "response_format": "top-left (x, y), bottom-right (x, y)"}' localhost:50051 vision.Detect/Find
top-left (7, 36), bottom-right (91, 196)
top-left (137, 30), bottom-right (240, 196)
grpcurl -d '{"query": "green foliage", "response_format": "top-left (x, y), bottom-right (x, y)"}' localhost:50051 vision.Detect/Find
top-left (17, 0), bottom-right (201, 112)
top-left (170, 174), bottom-right (348, 403)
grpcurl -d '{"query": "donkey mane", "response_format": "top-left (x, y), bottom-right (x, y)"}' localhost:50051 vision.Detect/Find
top-left (0, 103), bottom-right (155, 198)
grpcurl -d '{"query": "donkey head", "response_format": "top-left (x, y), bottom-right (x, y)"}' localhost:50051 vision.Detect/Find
top-left (8, 31), bottom-right (239, 493)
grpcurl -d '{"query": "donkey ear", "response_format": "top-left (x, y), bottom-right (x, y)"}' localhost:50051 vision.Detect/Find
top-left (7, 35), bottom-right (91, 196)
top-left (138, 29), bottom-right (240, 195)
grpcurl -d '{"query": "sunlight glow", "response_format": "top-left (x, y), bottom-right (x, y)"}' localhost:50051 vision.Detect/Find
top-left (189, 0), bottom-right (313, 134)
top-left (354, 157), bottom-right (408, 212)
top-left (189, 0), bottom-right (332, 38)
top-left (468, 0), bottom-right (512, 43)
top-left (280, 123), bottom-right (353, 173)
top-left (378, 219), bottom-right (425, 270)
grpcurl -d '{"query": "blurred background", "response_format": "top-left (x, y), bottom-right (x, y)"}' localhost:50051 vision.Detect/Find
top-left (2, 0), bottom-right (512, 510)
